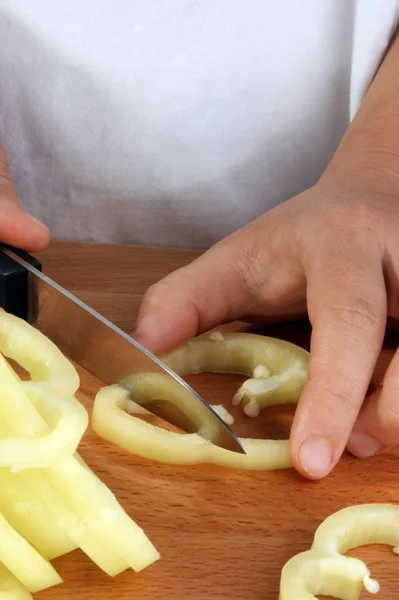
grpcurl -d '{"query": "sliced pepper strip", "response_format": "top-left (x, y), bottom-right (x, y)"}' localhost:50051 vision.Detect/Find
top-left (0, 468), bottom-right (77, 560)
top-left (0, 512), bottom-right (62, 594)
top-left (92, 333), bottom-right (308, 470)
top-left (3, 467), bottom-right (127, 576)
top-left (279, 504), bottom-right (399, 599)
top-left (44, 454), bottom-right (160, 572)
top-left (0, 563), bottom-right (33, 600)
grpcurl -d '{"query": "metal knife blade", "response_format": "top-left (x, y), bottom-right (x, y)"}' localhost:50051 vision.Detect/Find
top-left (0, 246), bottom-right (245, 454)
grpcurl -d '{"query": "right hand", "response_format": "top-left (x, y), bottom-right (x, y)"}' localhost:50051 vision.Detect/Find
top-left (0, 140), bottom-right (49, 251)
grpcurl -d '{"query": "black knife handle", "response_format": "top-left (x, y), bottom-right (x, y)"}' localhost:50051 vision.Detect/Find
top-left (0, 245), bottom-right (41, 320)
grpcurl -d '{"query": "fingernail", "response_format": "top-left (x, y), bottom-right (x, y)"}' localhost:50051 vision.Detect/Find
top-left (298, 436), bottom-right (333, 478)
top-left (348, 432), bottom-right (381, 458)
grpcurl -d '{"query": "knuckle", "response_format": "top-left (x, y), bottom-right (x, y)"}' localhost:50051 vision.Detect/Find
top-left (328, 298), bottom-right (382, 334)
top-left (309, 379), bottom-right (359, 415)
top-left (314, 202), bottom-right (378, 249)
top-left (227, 238), bottom-right (265, 299)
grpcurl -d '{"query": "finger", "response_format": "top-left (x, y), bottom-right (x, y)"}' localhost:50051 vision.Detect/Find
top-left (133, 218), bottom-right (304, 354)
top-left (348, 346), bottom-right (399, 457)
top-left (0, 141), bottom-right (49, 251)
top-left (290, 242), bottom-right (386, 479)
top-left (133, 241), bottom-right (257, 354)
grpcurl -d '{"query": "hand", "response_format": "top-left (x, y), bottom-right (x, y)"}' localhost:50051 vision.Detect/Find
top-left (0, 140), bottom-right (49, 251)
top-left (134, 30), bottom-right (399, 480)
top-left (134, 176), bottom-right (397, 479)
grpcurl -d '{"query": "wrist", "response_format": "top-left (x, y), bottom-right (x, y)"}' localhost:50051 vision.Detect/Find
top-left (318, 142), bottom-right (399, 201)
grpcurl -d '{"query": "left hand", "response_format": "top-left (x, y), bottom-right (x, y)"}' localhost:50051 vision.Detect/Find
top-left (133, 174), bottom-right (395, 480)
top-left (134, 30), bottom-right (399, 480)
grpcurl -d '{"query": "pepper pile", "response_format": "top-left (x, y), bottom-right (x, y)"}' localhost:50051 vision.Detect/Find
top-left (0, 312), bottom-right (159, 599)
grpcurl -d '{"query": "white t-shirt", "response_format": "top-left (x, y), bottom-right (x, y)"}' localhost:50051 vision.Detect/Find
top-left (0, 1), bottom-right (398, 248)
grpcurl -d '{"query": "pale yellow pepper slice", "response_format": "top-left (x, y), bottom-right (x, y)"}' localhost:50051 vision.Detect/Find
top-left (0, 466), bottom-right (127, 575)
top-left (44, 455), bottom-right (160, 572)
top-left (92, 332), bottom-right (308, 470)
top-left (162, 332), bottom-right (308, 416)
top-left (0, 312), bottom-right (87, 468)
top-left (0, 512), bottom-right (61, 593)
top-left (93, 377), bottom-right (290, 470)
top-left (0, 467), bottom-right (127, 576)
top-left (0, 311), bottom-right (79, 394)
top-left (279, 504), bottom-right (399, 599)
top-left (0, 468), bottom-right (77, 560)
top-left (0, 354), bottom-right (88, 469)
top-left (0, 563), bottom-right (33, 600)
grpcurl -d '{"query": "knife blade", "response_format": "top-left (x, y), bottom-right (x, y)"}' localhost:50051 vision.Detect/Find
top-left (0, 246), bottom-right (245, 455)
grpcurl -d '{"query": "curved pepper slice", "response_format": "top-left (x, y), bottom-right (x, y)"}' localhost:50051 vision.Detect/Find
top-left (93, 381), bottom-right (292, 469)
top-left (0, 312), bottom-right (88, 468)
top-left (279, 504), bottom-right (399, 598)
top-left (92, 332), bottom-right (308, 470)
top-left (0, 310), bottom-right (79, 394)
top-left (162, 332), bottom-right (308, 417)
top-left (0, 353), bottom-right (88, 469)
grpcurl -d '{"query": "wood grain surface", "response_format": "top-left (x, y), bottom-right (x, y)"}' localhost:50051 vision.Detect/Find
top-left (34, 240), bottom-right (399, 599)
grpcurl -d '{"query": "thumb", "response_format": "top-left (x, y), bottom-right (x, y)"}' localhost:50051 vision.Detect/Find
top-left (134, 239), bottom-right (253, 354)
top-left (0, 141), bottom-right (49, 252)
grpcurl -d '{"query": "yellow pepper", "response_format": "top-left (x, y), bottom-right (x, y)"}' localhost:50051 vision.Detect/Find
top-left (279, 504), bottom-right (399, 598)
top-left (0, 563), bottom-right (33, 600)
top-left (92, 332), bottom-right (309, 470)
top-left (0, 312), bottom-right (159, 597)
top-left (0, 313), bottom-right (87, 469)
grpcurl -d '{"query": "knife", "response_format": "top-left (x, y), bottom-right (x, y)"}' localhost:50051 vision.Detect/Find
top-left (0, 245), bottom-right (245, 455)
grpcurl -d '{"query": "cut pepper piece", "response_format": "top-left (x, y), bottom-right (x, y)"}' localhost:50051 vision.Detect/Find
top-left (0, 354), bottom-right (88, 469)
top-left (2, 467), bottom-right (127, 575)
top-left (0, 512), bottom-right (62, 593)
top-left (92, 332), bottom-right (309, 470)
top-left (92, 379), bottom-right (292, 470)
top-left (44, 455), bottom-right (160, 572)
top-left (0, 563), bottom-right (32, 599)
top-left (0, 311), bottom-right (79, 394)
top-left (162, 332), bottom-right (308, 414)
top-left (279, 504), bottom-right (399, 599)
top-left (0, 468), bottom-right (77, 560)
top-left (92, 333), bottom-right (308, 470)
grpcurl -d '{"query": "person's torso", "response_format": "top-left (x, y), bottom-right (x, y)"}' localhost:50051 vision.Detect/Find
top-left (1, 0), bottom-right (398, 247)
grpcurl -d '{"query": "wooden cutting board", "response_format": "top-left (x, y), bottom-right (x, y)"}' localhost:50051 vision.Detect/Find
top-left (35, 240), bottom-right (399, 600)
